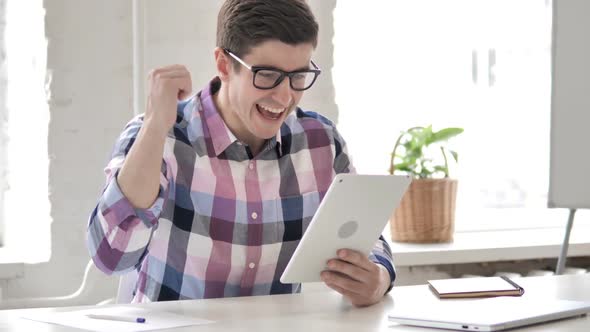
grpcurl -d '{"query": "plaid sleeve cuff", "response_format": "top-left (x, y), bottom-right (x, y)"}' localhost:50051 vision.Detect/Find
top-left (100, 171), bottom-right (166, 228)
top-left (368, 235), bottom-right (396, 294)
top-left (374, 256), bottom-right (396, 294)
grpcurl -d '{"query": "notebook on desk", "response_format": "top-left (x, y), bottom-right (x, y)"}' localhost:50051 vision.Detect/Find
top-left (388, 296), bottom-right (590, 331)
top-left (428, 276), bottom-right (525, 299)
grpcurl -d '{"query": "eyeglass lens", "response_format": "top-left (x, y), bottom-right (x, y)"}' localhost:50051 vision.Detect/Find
top-left (254, 69), bottom-right (316, 90)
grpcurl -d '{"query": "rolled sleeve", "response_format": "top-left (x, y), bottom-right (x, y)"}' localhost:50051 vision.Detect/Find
top-left (87, 115), bottom-right (170, 275)
top-left (87, 168), bottom-right (168, 275)
top-left (368, 235), bottom-right (396, 293)
top-left (101, 171), bottom-right (165, 229)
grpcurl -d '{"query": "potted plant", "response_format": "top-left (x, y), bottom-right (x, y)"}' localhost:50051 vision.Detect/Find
top-left (388, 125), bottom-right (464, 243)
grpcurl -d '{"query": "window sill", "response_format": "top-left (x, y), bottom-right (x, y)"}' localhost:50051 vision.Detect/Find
top-left (0, 248), bottom-right (24, 279)
top-left (0, 247), bottom-right (25, 280)
top-left (386, 225), bottom-right (590, 267)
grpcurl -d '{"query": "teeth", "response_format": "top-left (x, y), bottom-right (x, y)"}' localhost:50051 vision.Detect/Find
top-left (258, 104), bottom-right (285, 114)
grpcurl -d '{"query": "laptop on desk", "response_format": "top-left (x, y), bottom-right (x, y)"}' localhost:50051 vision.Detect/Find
top-left (388, 296), bottom-right (590, 331)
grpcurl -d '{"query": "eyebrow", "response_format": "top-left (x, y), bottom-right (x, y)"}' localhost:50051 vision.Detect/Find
top-left (253, 63), bottom-right (314, 72)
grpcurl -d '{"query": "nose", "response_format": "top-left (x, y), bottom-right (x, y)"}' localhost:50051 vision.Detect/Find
top-left (272, 77), bottom-right (293, 106)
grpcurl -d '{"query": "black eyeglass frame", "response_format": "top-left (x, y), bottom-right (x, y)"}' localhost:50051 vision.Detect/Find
top-left (223, 48), bottom-right (321, 91)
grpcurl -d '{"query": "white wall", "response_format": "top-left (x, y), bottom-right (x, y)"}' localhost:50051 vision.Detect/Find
top-left (133, 0), bottom-right (222, 115)
top-left (0, 0), bottom-right (338, 304)
top-left (0, 0), bottom-right (7, 247)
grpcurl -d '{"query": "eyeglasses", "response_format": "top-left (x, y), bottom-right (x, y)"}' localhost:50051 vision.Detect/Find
top-left (224, 49), bottom-right (321, 91)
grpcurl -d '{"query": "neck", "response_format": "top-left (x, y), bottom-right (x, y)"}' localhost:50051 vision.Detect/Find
top-left (213, 83), bottom-right (265, 155)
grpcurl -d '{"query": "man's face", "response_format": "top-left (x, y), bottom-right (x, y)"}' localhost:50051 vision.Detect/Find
top-left (225, 40), bottom-right (315, 143)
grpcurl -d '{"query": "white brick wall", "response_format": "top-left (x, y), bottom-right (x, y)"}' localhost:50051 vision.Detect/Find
top-left (301, 0), bottom-right (338, 122)
top-left (0, 0), bottom-right (133, 301)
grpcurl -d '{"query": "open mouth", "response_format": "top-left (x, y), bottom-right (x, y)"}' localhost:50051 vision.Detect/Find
top-left (256, 103), bottom-right (286, 120)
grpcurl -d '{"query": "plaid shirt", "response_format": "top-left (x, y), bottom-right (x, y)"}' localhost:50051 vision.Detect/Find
top-left (87, 78), bottom-right (395, 302)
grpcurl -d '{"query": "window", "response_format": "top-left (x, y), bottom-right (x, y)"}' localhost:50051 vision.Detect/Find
top-left (0, 0), bottom-right (50, 263)
top-left (333, 0), bottom-right (583, 231)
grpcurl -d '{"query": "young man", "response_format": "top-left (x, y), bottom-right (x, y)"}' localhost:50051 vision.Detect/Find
top-left (87, 0), bottom-right (395, 307)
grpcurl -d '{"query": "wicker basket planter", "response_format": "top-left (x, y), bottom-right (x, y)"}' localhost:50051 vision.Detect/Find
top-left (389, 178), bottom-right (457, 243)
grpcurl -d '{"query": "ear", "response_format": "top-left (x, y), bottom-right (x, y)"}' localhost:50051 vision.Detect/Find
top-left (214, 47), bottom-right (232, 82)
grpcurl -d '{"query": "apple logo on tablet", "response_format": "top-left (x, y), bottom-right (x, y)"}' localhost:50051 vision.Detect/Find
top-left (338, 220), bottom-right (358, 239)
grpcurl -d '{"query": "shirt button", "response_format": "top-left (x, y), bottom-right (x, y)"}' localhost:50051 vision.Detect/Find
top-left (249, 262), bottom-right (256, 269)
top-left (251, 212), bottom-right (258, 220)
top-left (248, 162), bottom-right (254, 170)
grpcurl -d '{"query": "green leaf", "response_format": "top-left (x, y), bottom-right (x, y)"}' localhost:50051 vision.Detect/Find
top-left (422, 125), bottom-right (436, 145)
top-left (395, 162), bottom-right (411, 170)
top-left (450, 150), bottom-right (459, 162)
top-left (391, 125), bottom-right (462, 179)
top-left (419, 160), bottom-right (434, 177)
top-left (422, 127), bottom-right (433, 145)
top-left (434, 165), bottom-right (448, 173)
top-left (431, 127), bottom-right (464, 144)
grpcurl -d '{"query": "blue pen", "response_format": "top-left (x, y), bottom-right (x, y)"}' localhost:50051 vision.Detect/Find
top-left (86, 314), bottom-right (146, 323)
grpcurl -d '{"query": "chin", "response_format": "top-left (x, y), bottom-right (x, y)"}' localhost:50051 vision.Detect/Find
top-left (256, 128), bottom-right (281, 140)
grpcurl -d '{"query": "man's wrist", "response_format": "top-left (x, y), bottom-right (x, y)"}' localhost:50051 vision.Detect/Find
top-left (142, 117), bottom-right (171, 139)
top-left (378, 264), bottom-right (392, 296)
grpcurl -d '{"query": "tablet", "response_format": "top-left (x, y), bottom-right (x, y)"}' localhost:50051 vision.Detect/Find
top-left (280, 173), bottom-right (411, 284)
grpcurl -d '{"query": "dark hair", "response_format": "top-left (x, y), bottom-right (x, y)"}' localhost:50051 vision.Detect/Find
top-left (217, 0), bottom-right (319, 62)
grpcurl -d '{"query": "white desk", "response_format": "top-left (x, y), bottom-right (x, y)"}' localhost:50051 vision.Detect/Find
top-left (0, 274), bottom-right (589, 331)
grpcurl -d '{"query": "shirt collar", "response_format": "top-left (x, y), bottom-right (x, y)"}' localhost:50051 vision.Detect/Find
top-left (198, 77), bottom-right (283, 157)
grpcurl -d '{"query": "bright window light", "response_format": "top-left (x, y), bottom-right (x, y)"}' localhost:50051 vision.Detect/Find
top-left (2, 0), bottom-right (51, 263)
top-left (333, 0), bottom-right (584, 231)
